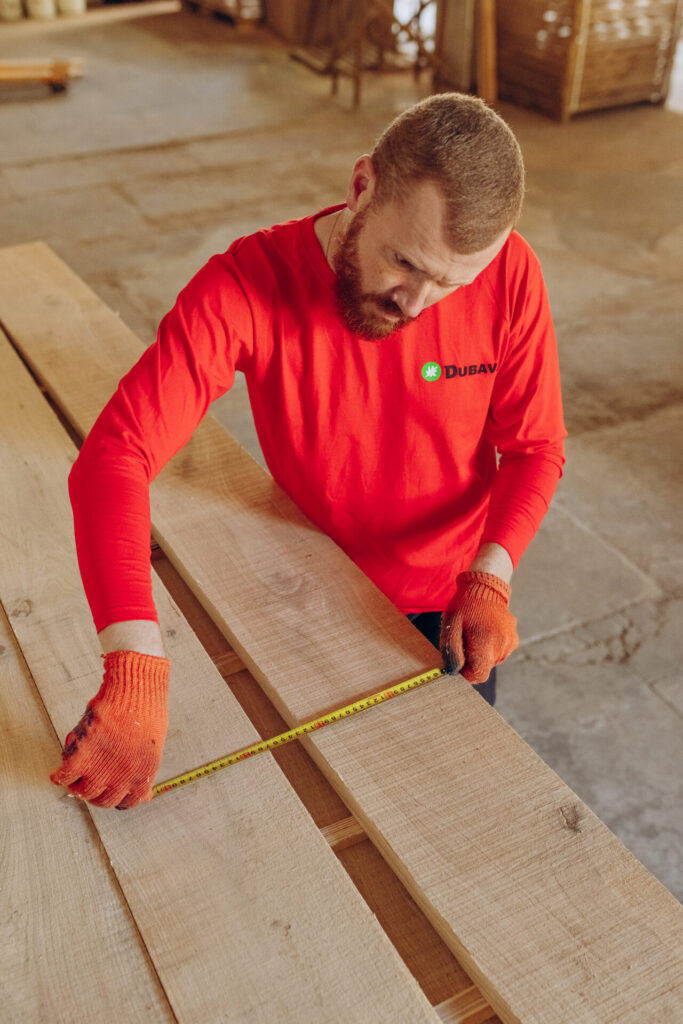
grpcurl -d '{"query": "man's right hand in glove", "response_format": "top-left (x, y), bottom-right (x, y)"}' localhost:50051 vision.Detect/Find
top-left (439, 570), bottom-right (518, 682)
top-left (50, 647), bottom-right (170, 809)
top-left (439, 542), bottom-right (517, 684)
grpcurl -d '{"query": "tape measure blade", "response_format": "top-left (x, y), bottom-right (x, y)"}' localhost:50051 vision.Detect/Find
top-left (153, 666), bottom-right (445, 797)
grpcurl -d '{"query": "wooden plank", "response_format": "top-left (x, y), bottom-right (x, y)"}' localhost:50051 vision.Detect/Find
top-left (1, 242), bottom-right (683, 1023)
top-left (0, 604), bottom-right (175, 1024)
top-left (576, 86), bottom-right (671, 113)
top-left (0, 58), bottom-right (82, 86)
top-left (152, 552), bottom-right (246, 675)
top-left (0, 324), bottom-right (442, 1022)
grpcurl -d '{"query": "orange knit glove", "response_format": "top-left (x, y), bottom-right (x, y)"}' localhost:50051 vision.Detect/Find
top-left (439, 571), bottom-right (518, 683)
top-left (50, 650), bottom-right (170, 809)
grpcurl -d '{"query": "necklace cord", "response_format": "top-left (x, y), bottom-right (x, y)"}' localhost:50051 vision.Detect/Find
top-left (325, 210), bottom-right (343, 265)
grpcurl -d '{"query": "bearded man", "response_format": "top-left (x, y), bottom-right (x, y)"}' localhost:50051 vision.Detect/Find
top-left (51, 93), bottom-right (566, 809)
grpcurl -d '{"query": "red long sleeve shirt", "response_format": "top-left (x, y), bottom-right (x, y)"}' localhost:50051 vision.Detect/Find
top-left (69, 208), bottom-right (566, 632)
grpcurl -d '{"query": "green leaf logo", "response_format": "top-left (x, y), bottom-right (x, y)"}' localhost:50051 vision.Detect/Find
top-left (421, 361), bottom-right (442, 381)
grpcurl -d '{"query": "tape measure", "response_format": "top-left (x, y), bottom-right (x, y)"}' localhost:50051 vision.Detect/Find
top-left (153, 665), bottom-right (447, 798)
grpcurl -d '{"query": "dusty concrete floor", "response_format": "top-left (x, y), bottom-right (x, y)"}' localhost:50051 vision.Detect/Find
top-left (1, 9), bottom-right (681, 899)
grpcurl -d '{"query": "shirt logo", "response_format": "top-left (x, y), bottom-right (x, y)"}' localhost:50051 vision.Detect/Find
top-left (420, 361), bottom-right (497, 381)
top-left (421, 362), bottom-right (442, 381)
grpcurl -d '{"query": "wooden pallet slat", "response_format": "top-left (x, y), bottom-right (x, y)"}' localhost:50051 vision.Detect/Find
top-left (320, 814), bottom-right (367, 852)
top-left (1, 242), bottom-right (682, 1024)
top-left (436, 986), bottom-right (494, 1024)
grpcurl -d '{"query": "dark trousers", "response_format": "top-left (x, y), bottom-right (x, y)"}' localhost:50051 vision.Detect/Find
top-left (406, 611), bottom-right (497, 706)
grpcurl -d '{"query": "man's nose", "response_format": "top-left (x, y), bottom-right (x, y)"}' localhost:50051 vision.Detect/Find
top-left (392, 281), bottom-right (433, 319)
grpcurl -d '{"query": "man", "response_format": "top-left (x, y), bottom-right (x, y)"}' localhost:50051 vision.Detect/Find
top-left (51, 93), bottom-right (565, 809)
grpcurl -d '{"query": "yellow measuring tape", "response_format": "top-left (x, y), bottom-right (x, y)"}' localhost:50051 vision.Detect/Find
top-left (153, 665), bottom-right (447, 798)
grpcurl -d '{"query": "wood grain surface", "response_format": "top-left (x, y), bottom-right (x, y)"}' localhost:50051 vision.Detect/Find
top-left (0, 606), bottom-right (174, 1024)
top-left (1, 241), bottom-right (682, 1023)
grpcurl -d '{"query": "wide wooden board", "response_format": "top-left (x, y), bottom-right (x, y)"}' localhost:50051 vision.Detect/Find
top-left (0, 605), bottom-right (174, 1024)
top-left (0, 323), bottom-right (441, 1023)
top-left (1, 241), bottom-right (682, 1023)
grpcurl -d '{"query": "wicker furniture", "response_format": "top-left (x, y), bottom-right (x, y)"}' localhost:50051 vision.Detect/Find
top-left (497, 0), bottom-right (682, 120)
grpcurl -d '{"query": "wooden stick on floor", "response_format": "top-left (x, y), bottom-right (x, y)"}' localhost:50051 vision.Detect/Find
top-left (0, 58), bottom-right (83, 91)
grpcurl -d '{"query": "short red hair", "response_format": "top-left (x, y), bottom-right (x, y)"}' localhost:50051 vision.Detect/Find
top-left (371, 93), bottom-right (525, 253)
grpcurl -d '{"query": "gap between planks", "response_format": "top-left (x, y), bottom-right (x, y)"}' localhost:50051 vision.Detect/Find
top-left (207, 641), bottom-right (372, 849)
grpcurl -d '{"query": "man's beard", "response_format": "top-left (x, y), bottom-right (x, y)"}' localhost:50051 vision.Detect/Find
top-left (332, 207), bottom-right (414, 340)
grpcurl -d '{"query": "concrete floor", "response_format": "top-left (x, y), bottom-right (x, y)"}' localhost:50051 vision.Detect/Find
top-left (1, 8), bottom-right (681, 900)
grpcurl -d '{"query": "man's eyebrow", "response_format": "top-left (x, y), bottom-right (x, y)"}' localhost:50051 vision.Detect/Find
top-left (393, 249), bottom-right (471, 289)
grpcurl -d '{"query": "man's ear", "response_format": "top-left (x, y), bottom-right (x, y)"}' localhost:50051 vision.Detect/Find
top-left (345, 155), bottom-right (376, 212)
